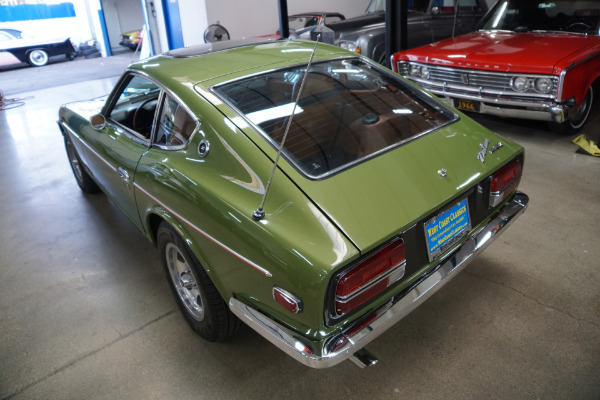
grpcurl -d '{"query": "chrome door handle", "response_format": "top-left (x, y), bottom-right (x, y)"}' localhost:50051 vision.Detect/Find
top-left (117, 167), bottom-right (130, 182)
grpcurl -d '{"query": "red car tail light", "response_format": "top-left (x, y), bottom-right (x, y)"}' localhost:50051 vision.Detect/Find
top-left (489, 160), bottom-right (522, 207)
top-left (334, 240), bottom-right (406, 316)
top-left (273, 287), bottom-right (303, 314)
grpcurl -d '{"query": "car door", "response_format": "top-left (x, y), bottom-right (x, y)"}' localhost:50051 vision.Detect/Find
top-left (85, 74), bottom-right (160, 230)
top-left (133, 93), bottom-right (199, 225)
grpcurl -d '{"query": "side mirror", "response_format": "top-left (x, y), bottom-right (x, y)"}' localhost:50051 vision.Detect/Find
top-left (90, 114), bottom-right (106, 130)
top-left (432, 6), bottom-right (440, 15)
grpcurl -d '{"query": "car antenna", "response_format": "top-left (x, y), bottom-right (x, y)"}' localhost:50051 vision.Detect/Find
top-left (252, 35), bottom-right (321, 221)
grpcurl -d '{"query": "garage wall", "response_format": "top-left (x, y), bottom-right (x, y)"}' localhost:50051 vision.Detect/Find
top-left (115, 0), bottom-right (144, 33)
top-left (178, 0), bottom-right (208, 47)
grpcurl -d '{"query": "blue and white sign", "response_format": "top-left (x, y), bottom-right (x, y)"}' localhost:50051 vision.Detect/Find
top-left (424, 198), bottom-right (471, 261)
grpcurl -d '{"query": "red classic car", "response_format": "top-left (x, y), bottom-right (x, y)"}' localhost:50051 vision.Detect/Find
top-left (391, 0), bottom-right (600, 134)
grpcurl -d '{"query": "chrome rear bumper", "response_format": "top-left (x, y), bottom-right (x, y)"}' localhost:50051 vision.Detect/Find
top-left (229, 191), bottom-right (529, 368)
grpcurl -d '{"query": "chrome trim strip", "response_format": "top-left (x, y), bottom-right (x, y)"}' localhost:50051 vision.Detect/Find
top-left (134, 183), bottom-right (272, 277)
top-left (230, 192), bottom-right (529, 368)
top-left (558, 69), bottom-right (567, 102)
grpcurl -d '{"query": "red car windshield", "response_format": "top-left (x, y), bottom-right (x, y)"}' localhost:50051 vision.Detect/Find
top-left (214, 58), bottom-right (455, 178)
top-left (481, 0), bottom-right (600, 35)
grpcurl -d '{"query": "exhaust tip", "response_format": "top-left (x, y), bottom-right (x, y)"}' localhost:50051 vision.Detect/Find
top-left (350, 348), bottom-right (378, 368)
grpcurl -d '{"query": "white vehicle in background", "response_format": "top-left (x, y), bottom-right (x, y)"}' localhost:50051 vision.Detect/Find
top-left (0, 28), bottom-right (78, 67)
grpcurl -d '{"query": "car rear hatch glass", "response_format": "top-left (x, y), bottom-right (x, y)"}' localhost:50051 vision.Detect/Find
top-left (213, 57), bottom-right (457, 179)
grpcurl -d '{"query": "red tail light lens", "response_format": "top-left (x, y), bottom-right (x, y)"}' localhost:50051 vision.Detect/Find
top-left (273, 287), bottom-right (303, 314)
top-left (489, 160), bottom-right (522, 207)
top-left (335, 240), bottom-right (406, 316)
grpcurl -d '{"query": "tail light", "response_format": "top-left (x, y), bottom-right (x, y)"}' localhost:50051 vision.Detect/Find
top-left (489, 160), bottom-right (522, 207)
top-left (273, 286), bottom-right (303, 314)
top-left (334, 239), bottom-right (406, 316)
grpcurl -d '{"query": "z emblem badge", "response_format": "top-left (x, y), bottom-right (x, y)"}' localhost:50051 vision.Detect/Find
top-left (477, 138), bottom-right (489, 163)
top-left (477, 139), bottom-right (504, 163)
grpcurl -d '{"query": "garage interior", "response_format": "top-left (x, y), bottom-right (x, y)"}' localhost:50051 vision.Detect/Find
top-left (1, 0), bottom-right (600, 399)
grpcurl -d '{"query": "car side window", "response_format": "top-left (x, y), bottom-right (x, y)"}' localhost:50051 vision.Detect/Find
top-left (154, 95), bottom-right (196, 147)
top-left (108, 75), bottom-right (160, 140)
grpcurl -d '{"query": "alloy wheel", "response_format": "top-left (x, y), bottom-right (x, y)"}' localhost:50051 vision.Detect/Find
top-left (165, 243), bottom-right (204, 321)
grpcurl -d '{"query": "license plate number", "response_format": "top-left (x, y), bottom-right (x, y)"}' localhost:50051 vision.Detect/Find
top-left (424, 198), bottom-right (471, 261)
top-left (455, 99), bottom-right (480, 112)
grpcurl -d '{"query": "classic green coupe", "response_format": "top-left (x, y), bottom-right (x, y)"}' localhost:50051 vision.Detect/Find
top-left (58, 40), bottom-right (528, 368)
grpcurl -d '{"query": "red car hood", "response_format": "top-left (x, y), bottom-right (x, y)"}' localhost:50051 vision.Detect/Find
top-left (398, 31), bottom-right (600, 75)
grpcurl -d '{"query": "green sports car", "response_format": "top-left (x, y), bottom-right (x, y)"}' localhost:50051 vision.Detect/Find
top-left (58, 40), bottom-right (528, 368)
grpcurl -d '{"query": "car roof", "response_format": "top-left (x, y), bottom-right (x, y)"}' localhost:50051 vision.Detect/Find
top-left (128, 39), bottom-right (350, 94)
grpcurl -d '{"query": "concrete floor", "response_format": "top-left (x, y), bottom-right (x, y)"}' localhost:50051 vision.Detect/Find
top-left (1, 57), bottom-right (599, 399)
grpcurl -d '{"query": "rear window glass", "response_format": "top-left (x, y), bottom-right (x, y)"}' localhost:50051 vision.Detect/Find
top-left (214, 58), bottom-right (455, 178)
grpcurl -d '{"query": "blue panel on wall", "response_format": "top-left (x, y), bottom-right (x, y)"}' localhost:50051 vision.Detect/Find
top-left (0, 3), bottom-right (75, 22)
top-left (161, 0), bottom-right (184, 50)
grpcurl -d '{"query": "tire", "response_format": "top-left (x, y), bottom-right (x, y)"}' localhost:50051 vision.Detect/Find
top-left (157, 222), bottom-right (240, 342)
top-left (550, 86), bottom-right (594, 135)
top-left (27, 49), bottom-right (49, 67)
top-left (64, 137), bottom-right (100, 193)
top-left (80, 48), bottom-right (98, 56)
